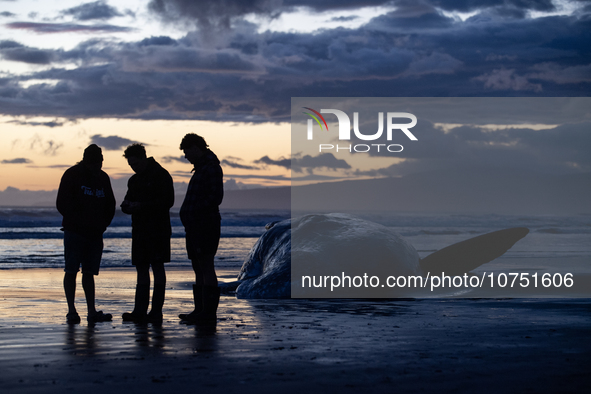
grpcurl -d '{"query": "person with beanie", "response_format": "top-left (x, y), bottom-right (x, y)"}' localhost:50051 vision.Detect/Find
top-left (56, 144), bottom-right (116, 324)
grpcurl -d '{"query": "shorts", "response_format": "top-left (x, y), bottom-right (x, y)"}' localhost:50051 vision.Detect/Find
top-left (64, 230), bottom-right (103, 275)
top-left (185, 217), bottom-right (221, 260)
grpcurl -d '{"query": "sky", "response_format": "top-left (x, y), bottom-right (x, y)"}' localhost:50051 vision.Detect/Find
top-left (0, 0), bottom-right (590, 205)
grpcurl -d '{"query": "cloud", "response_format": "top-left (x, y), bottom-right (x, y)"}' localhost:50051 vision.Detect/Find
top-left (473, 68), bottom-right (542, 92)
top-left (527, 62), bottom-right (591, 84)
top-left (61, 1), bottom-right (123, 21)
top-left (432, 0), bottom-right (556, 14)
top-left (292, 153), bottom-right (352, 173)
top-left (89, 134), bottom-right (144, 151)
top-left (0, 40), bottom-right (55, 64)
top-left (224, 178), bottom-right (265, 190)
top-left (28, 134), bottom-right (63, 156)
top-left (255, 153), bottom-right (351, 173)
top-left (359, 121), bottom-right (591, 176)
top-left (5, 22), bottom-right (134, 34)
top-left (1, 158), bottom-right (32, 164)
top-left (6, 119), bottom-right (66, 127)
top-left (161, 155), bottom-right (188, 163)
top-left (255, 155), bottom-right (291, 169)
top-left (0, 4), bottom-right (589, 122)
top-left (221, 157), bottom-right (260, 170)
top-left (0, 11), bottom-right (15, 18)
top-left (148, 0), bottom-right (281, 31)
top-left (172, 171), bottom-right (290, 182)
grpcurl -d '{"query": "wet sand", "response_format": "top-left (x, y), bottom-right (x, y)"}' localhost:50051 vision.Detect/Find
top-left (0, 267), bottom-right (590, 393)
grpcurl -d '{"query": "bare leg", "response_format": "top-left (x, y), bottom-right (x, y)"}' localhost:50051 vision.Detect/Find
top-left (64, 272), bottom-right (77, 315)
top-left (81, 273), bottom-right (97, 315)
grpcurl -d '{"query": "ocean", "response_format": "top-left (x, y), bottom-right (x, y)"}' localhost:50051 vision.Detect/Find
top-left (1, 208), bottom-right (590, 287)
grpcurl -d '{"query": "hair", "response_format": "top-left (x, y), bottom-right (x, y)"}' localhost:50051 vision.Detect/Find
top-left (82, 144), bottom-right (103, 163)
top-left (123, 143), bottom-right (147, 159)
top-left (180, 133), bottom-right (208, 151)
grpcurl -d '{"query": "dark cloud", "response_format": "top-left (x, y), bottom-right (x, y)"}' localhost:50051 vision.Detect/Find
top-left (61, 1), bottom-right (123, 21)
top-left (330, 16), bottom-right (359, 22)
top-left (284, 1), bottom-right (394, 11)
top-left (148, 0), bottom-right (281, 30)
top-left (1, 11), bottom-right (15, 17)
top-left (358, 121), bottom-right (591, 176)
top-left (431, 0), bottom-right (555, 13)
top-left (292, 153), bottom-right (352, 173)
top-left (221, 158), bottom-right (260, 170)
top-left (222, 173), bottom-right (291, 181)
top-left (224, 178), bottom-right (270, 190)
top-left (89, 134), bottom-right (143, 150)
top-left (161, 155), bottom-right (187, 163)
top-left (255, 155), bottom-right (291, 169)
top-left (1, 158), bottom-right (32, 164)
top-left (5, 22), bottom-right (133, 34)
top-left (172, 170), bottom-right (290, 182)
top-left (255, 153), bottom-right (351, 173)
top-left (0, 5), bottom-right (589, 122)
top-left (6, 119), bottom-right (66, 127)
top-left (0, 41), bottom-right (55, 64)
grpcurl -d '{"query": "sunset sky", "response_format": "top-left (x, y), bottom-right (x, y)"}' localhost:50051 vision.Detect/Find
top-left (0, 0), bottom-right (589, 203)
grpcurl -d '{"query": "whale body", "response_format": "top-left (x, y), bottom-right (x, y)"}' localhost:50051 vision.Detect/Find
top-left (228, 213), bottom-right (529, 299)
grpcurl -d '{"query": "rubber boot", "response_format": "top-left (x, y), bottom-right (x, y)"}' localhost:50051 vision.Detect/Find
top-left (187, 286), bottom-right (220, 324)
top-left (122, 284), bottom-right (150, 323)
top-left (179, 285), bottom-right (202, 321)
top-left (147, 284), bottom-right (165, 325)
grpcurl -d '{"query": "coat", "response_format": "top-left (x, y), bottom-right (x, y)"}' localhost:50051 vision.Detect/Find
top-left (123, 157), bottom-right (174, 264)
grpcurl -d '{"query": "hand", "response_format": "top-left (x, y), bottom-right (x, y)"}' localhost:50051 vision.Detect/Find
top-left (121, 200), bottom-right (140, 214)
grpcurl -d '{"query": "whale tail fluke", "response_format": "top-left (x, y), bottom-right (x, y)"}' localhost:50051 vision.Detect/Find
top-left (419, 227), bottom-right (529, 276)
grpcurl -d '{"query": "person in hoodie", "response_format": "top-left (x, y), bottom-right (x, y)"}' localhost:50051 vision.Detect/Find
top-left (56, 144), bottom-right (116, 324)
top-left (178, 133), bottom-right (224, 323)
top-left (120, 144), bottom-right (174, 325)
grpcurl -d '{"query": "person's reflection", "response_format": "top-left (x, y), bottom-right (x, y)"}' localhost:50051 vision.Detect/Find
top-left (133, 323), bottom-right (166, 352)
top-left (65, 323), bottom-right (97, 356)
top-left (192, 321), bottom-right (218, 353)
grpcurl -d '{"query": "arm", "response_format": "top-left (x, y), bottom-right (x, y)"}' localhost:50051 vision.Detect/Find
top-left (103, 174), bottom-right (116, 228)
top-left (56, 168), bottom-right (76, 220)
top-left (180, 162), bottom-right (223, 230)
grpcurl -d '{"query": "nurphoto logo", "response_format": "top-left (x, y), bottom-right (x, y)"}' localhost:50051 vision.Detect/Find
top-left (302, 107), bottom-right (418, 153)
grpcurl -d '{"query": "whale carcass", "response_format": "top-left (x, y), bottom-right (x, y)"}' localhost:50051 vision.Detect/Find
top-left (227, 213), bottom-right (528, 299)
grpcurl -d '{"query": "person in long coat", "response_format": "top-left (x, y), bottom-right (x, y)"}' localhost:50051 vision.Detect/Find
top-left (121, 144), bottom-right (174, 324)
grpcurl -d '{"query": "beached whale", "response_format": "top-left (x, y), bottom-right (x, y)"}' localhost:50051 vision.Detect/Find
top-left (222, 213), bottom-right (528, 299)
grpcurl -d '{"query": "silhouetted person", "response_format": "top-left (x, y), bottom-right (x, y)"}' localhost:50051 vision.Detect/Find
top-left (57, 144), bottom-right (115, 324)
top-left (178, 134), bottom-right (223, 323)
top-left (121, 144), bottom-right (174, 325)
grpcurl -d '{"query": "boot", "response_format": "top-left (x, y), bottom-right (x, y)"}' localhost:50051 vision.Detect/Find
top-left (147, 284), bottom-right (165, 325)
top-left (122, 284), bottom-right (150, 323)
top-left (179, 285), bottom-right (202, 321)
top-left (184, 286), bottom-right (220, 324)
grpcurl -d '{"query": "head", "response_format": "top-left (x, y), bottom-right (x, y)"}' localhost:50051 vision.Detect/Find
top-left (82, 144), bottom-right (103, 173)
top-left (123, 143), bottom-right (148, 174)
top-left (180, 133), bottom-right (208, 164)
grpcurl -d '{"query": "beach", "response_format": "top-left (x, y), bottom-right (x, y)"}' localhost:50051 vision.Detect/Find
top-left (1, 267), bottom-right (590, 393)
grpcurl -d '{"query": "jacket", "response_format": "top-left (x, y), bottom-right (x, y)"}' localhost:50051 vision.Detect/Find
top-left (56, 163), bottom-right (116, 236)
top-left (123, 157), bottom-right (174, 239)
top-left (180, 150), bottom-right (224, 231)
